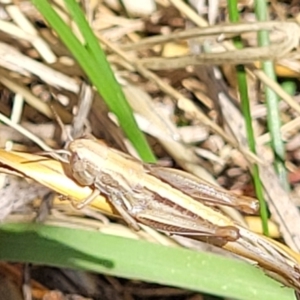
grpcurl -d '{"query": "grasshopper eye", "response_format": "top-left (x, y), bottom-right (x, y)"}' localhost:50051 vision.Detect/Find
top-left (73, 168), bottom-right (95, 186)
top-left (70, 153), bottom-right (95, 186)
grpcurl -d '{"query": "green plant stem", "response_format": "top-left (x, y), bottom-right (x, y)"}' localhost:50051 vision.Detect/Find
top-left (254, 0), bottom-right (289, 191)
top-left (227, 0), bottom-right (269, 235)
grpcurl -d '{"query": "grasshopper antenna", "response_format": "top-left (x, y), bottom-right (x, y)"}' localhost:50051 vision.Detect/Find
top-left (33, 105), bottom-right (73, 163)
top-left (50, 105), bottom-right (74, 143)
top-left (35, 149), bottom-right (71, 163)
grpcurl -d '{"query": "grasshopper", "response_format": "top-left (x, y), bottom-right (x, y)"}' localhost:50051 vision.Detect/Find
top-left (66, 138), bottom-right (259, 242)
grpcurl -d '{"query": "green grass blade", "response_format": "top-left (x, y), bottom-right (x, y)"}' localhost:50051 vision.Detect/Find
top-left (0, 223), bottom-right (295, 300)
top-left (254, 0), bottom-right (289, 190)
top-left (31, 0), bottom-right (155, 162)
top-left (227, 0), bottom-right (269, 235)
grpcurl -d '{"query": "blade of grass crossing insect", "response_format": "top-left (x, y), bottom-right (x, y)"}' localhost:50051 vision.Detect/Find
top-left (0, 223), bottom-right (296, 300)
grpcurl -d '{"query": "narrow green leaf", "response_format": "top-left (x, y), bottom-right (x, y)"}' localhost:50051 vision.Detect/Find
top-left (254, 0), bottom-right (289, 190)
top-left (227, 0), bottom-right (269, 235)
top-left (31, 0), bottom-right (155, 162)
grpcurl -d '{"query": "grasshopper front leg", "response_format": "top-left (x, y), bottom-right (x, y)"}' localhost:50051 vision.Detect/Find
top-left (71, 188), bottom-right (101, 209)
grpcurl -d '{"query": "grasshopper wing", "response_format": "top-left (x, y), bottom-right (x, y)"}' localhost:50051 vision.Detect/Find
top-left (146, 165), bottom-right (258, 214)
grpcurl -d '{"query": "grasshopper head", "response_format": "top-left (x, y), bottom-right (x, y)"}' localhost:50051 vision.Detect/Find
top-left (67, 139), bottom-right (108, 186)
